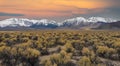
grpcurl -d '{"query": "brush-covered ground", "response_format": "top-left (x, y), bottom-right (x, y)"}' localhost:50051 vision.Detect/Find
top-left (0, 30), bottom-right (120, 66)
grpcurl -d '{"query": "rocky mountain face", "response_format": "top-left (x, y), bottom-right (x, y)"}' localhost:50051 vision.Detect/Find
top-left (96, 21), bottom-right (120, 30)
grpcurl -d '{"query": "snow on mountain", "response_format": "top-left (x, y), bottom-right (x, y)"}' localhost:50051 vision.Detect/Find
top-left (0, 18), bottom-right (61, 28)
top-left (0, 17), bottom-right (117, 28)
top-left (63, 17), bottom-right (86, 24)
top-left (34, 19), bottom-right (61, 26)
top-left (62, 17), bottom-right (117, 26)
top-left (87, 17), bottom-right (117, 23)
top-left (0, 18), bottom-right (34, 27)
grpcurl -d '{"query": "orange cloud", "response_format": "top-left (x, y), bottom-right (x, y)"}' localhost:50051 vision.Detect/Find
top-left (0, 0), bottom-right (117, 18)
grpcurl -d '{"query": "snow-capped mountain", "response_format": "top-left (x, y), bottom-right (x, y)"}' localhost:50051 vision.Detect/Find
top-left (0, 18), bottom-right (33, 27)
top-left (87, 17), bottom-right (117, 23)
top-left (63, 17), bottom-right (117, 26)
top-left (62, 17), bottom-right (91, 27)
top-left (0, 18), bottom-right (61, 28)
top-left (63, 17), bottom-right (87, 25)
top-left (0, 17), bottom-right (118, 29)
top-left (62, 17), bottom-right (117, 29)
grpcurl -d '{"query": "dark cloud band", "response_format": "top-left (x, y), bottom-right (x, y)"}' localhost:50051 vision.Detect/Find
top-left (0, 12), bottom-right (24, 16)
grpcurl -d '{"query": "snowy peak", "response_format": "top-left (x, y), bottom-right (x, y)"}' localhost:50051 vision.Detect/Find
top-left (0, 18), bottom-right (34, 27)
top-left (63, 17), bottom-right (87, 26)
top-left (64, 17), bottom-right (86, 23)
top-left (87, 17), bottom-right (117, 23)
top-left (0, 17), bottom-right (118, 29)
top-left (0, 18), bottom-right (60, 28)
top-left (64, 17), bottom-right (117, 23)
top-left (63, 17), bottom-right (117, 25)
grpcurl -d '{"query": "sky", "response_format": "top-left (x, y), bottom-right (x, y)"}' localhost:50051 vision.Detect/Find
top-left (0, 0), bottom-right (120, 21)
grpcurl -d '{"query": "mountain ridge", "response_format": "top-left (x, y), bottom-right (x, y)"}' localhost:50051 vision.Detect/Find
top-left (0, 17), bottom-right (119, 30)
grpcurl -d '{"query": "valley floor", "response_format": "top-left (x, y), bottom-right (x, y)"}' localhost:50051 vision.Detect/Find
top-left (0, 30), bottom-right (120, 66)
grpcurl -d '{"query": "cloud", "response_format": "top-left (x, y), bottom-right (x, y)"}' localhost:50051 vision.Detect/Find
top-left (8, 5), bottom-right (108, 17)
top-left (0, 12), bottom-right (24, 16)
top-left (71, 7), bottom-right (120, 20)
top-left (0, 0), bottom-right (119, 21)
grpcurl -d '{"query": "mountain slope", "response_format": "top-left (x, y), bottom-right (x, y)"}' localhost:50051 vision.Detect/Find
top-left (97, 21), bottom-right (120, 29)
top-left (62, 17), bottom-right (117, 29)
top-left (0, 18), bottom-right (62, 28)
top-left (0, 17), bottom-right (118, 30)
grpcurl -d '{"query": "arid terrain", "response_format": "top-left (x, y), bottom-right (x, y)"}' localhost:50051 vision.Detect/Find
top-left (0, 30), bottom-right (120, 66)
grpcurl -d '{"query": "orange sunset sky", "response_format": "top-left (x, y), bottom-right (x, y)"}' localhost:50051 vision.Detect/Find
top-left (0, 0), bottom-right (120, 21)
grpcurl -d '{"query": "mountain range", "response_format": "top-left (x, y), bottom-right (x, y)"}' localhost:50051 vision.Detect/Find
top-left (0, 17), bottom-right (119, 30)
